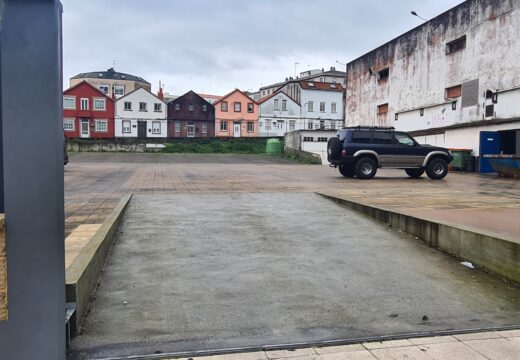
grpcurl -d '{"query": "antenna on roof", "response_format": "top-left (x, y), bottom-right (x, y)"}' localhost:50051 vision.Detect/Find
top-left (112, 60), bottom-right (116, 70)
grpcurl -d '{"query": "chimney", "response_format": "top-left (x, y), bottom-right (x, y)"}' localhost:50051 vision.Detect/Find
top-left (157, 81), bottom-right (164, 101)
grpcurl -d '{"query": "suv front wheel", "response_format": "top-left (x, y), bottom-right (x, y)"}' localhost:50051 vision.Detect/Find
top-left (355, 157), bottom-right (377, 179)
top-left (426, 158), bottom-right (448, 180)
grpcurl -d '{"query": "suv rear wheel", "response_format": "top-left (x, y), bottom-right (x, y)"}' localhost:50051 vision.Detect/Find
top-left (338, 164), bottom-right (354, 178)
top-left (405, 168), bottom-right (424, 178)
top-left (426, 158), bottom-right (448, 180)
top-left (355, 157), bottom-right (377, 179)
top-left (327, 137), bottom-right (342, 162)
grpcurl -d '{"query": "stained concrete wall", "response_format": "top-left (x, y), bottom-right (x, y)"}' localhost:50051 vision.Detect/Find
top-left (346, 0), bottom-right (520, 130)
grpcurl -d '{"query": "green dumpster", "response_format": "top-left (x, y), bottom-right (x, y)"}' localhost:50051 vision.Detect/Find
top-left (266, 138), bottom-right (282, 155)
top-left (449, 149), bottom-right (473, 170)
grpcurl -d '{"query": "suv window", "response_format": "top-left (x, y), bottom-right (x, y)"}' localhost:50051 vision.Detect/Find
top-left (351, 131), bottom-right (372, 144)
top-left (395, 133), bottom-right (415, 146)
top-left (337, 129), bottom-right (348, 141)
top-left (372, 132), bottom-right (394, 145)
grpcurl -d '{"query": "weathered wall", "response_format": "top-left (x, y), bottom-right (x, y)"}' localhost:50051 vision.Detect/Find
top-left (0, 217), bottom-right (6, 321)
top-left (346, 0), bottom-right (520, 131)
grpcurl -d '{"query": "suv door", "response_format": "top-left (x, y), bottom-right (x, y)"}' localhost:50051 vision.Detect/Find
top-left (371, 131), bottom-right (396, 166)
top-left (393, 132), bottom-right (424, 167)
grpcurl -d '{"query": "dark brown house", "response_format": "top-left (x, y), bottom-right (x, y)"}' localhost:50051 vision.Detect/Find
top-left (167, 91), bottom-right (215, 138)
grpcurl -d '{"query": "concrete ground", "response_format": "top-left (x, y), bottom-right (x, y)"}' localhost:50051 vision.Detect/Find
top-left (69, 193), bottom-right (520, 359)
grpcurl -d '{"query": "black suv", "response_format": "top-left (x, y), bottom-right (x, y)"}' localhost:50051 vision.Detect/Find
top-left (327, 127), bottom-right (453, 180)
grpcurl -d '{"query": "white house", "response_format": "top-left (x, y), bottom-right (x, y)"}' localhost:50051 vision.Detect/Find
top-left (115, 87), bottom-right (167, 138)
top-left (258, 91), bottom-right (301, 137)
top-left (278, 80), bottom-right (344, 132)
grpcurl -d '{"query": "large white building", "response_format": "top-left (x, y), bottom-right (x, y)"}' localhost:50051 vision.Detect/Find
top-left (345, 0), bottom-right (520, 171)
top-left (115, 87), bottom-right (167, 138)
top-left (258, 92), bottom-right (301, 137)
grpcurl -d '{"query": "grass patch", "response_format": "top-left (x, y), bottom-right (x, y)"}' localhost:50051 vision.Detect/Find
top-left (161, 138), bottom-right (282, 154)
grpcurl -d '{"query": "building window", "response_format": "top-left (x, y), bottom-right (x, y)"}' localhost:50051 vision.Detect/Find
top-left (378, 68), bottom-right (389, 81)
top-left (189, 104), bottom-right (194, 112)
top-left (247, 103), bottom-right (254, 113)
top-left (303, 137), bottom-right (314, 142)
top-left (220, 120), bottom-right (228, 132)
top-left (274, 99), bottom-right (279, 110)
top-left (114, 85), bottom-right (125, 96)
top-left (317, 137), bottom-right (328, 142)
top-left (175, 121), bottom-right (181, 133)
top-left (289, 120), bottom-right (295, 131)
top-left (63, 96), bottom-right (75, 109)
top-left (202, 123), bottom-right (208, 134)
top-left (307, 122), bottom-right (313, 130)
top-left (98, 84), bottom-right (109, 95)
top-left (265, 120), bottom-right (271, 130)
top-left (139, 102), bottom-right (147, 111)
top-left (485, 104), bottom-right (494, 117)
top-left (80, 98), bottom-right (89, 110)
top-left (95, 119), bottom-right (108, 132)
top-left (247, 122), bottom-right (254, 133)
top-left (446, 85), bottom-right (462, 99)
top-left (282, 100), bottom-right (287, 111)
top-left (175, 103), bottom-right (180, 111)
top-left (308, 101), bottom-right (314, 112)
top-left (154, 103), bottom-right (162, 112)
top-left (124, 101), bottom-right (132, 111)
top-left (93, 98), bottom-right (106, 111)
top-left (331, 102), bottom-right (337, 113)
top-left (446, 35), bottom-right (466, 55)
top-left (377, 103), bottom-right (389, 115)
top-left (234, 102), bottom-right (241, 112)
top-left (63, 118), bottom-right (75, 131)
top-left (202, 104), bottom-right (208, 112)
top-left (221, 101), bottom-right (228, 112)
top-left (122, 120), bottom-right (131, 133)
top-left (320, 102), bottom-right (325, 112)
top-left (152, 121), bottom-right (161, 134)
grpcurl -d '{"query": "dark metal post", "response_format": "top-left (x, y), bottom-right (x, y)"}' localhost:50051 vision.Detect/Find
top-left (0, 1), bottom-right (65, 359)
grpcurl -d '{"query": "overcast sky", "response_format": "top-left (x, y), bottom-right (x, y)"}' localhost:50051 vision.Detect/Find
top-left (61, 0), bottom-right (463, 96)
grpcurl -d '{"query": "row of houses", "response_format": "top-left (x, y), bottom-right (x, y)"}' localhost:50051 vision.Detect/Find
top-left (63, 69), bottom-right (345, 139)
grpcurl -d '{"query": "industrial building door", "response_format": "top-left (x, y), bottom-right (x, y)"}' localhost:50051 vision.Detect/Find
top-left (479, 131), bottom-right (500, 173)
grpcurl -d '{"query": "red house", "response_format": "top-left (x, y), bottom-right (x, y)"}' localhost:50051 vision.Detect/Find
top-left (63, 81), bottom-right (115, 138)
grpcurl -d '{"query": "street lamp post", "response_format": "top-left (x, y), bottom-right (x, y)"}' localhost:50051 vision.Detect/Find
top-left (411, 11), bottom-right (428, 22)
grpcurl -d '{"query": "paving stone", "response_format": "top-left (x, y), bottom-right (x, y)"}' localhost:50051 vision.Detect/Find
top-left (419, 341), bottom-right (487, 360)
top-left (194, 351), bottom-right (268, 360)
top-left (453, 331), bottom-right (501, 341)
top-left (408, 335), bottom-right (458, 345)
top-left (265, 348), bottom-right (317, 359)
top-left (319, 350), bottom-right (377, 360)
top-left (369, 346), bottom-right (431, 360)
top-left (497, 329), bottom-right (520, 338)
top-left (362, 339), bottom-right (413, 350)
top-left (464, 338), bottom-right (520, 360)
top-left (314, 344), bottom-right (366, 354)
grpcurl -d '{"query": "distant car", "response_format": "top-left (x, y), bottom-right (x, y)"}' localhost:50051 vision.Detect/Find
top-left (327, 126), bottom-right (453, 180)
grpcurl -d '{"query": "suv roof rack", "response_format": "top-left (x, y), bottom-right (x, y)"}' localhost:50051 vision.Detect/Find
top-left (341, 126), bottom-right (395, 131)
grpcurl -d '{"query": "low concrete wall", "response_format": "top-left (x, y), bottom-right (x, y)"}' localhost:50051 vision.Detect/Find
top-left (318, 193), bottom-right (520, 284)
top-left (66, 194), bottom-right (132, 335)
top-left (284, 147), bottom-right (322, 164)
top-left (0, 216), bottom-right (6, 321)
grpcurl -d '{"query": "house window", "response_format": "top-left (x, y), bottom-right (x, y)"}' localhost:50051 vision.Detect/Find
top-left (274, 99), bottom-right (279, 110)
top-left (317, 137), bottom-right (328, 142)
top-left (80, 98), bottom-right (89, 110)
top-left (303, 137), bottom-right (314, 142)
top-left (234, 102), bottom-right (241, 112)
top-left (221, 101), bottom-right (228, 112)
top-left (202, 104), bottom-right (208, 112)
top-left (220, 120), bottom-right (228, 131)
top-left (95, 119), bottom-right (108, 132)
top-left (189, 104), bottom-right (194, 112)
top-left (63, 118), bottom-right (75, 131)
top-left (154, 103), bottom-right (162, 112)
top-left (93, 98), bottom-right (106, 111)
top-left (152, 121), bottom-right (161, 134)
top-left (247, 103), bottom-right (254, 113)
top-left (446, 35), bottom-right (466, 55)
top-left (282, 100), bottom-right (287, 111)
top-left (320, 102), bottom-right (325, 112)
top-left (331, 102), bottom-right (337, 113)
top-left (446, 85), bottom-right (462, 98)
top-left (139, 102), bottom-right (147, 111)
top-left (114, 85), bottom-right (125, 96)
top-left (247, 122), bottom-right (254, 133)
top-left (377, 103), bottom-right (389, 114)
top-left (307, 122), bottom-right (313, 130)
top-left (63, 96), bottom-right (75, 109)
top-left (175, 103), bottom-right (180, 111)
top-left (202, 123), bottom-right (208, 134)
top-left (122, 120), bottom-right (131, 133)
top-left (378, 68), bottom-right (389, 81)
top-left (289, 120), bottom-right (295, 131)
top-left (485, 104), bottom-right (494, 117)
top-left (308, 101), bottom-right (314, 112)
top-left (98, 84), bottom-right (109, 94)
top-left (124, 101), bottom-right (132, 111)
top-left (265, 120), bottom-right (271, 130)
top-left (175, 121), bottom-right (181, 133)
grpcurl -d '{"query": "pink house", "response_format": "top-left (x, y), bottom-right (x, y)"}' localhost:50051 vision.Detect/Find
top-left (214, 89), bottom-right (259, 137)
